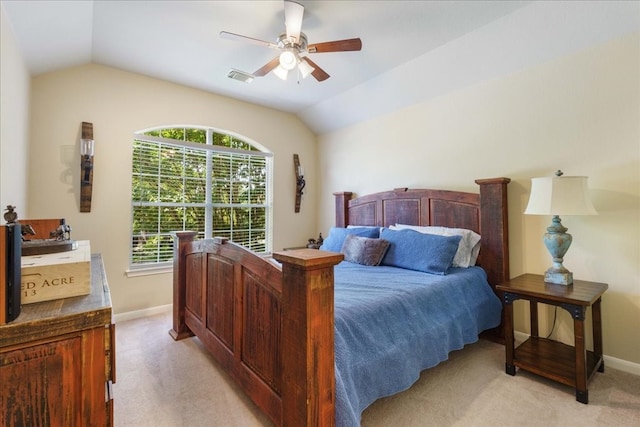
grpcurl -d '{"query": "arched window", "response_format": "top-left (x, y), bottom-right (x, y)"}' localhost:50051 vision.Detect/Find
top-left (130, 126), bottom-right (272, 269)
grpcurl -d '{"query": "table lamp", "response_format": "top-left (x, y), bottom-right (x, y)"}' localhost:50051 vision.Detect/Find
top-left (524, 170), bottom-right (597, 285)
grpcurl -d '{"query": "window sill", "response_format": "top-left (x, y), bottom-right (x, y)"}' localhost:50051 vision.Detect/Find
top-left (125, 265), bottom-right (173, 278)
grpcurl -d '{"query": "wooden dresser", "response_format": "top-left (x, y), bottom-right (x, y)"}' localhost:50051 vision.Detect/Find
top-left (0, 254), bottom-right (115, 426)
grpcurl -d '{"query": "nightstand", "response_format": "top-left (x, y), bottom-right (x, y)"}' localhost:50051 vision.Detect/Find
top-left (496, 274), bottom-right (608, 404)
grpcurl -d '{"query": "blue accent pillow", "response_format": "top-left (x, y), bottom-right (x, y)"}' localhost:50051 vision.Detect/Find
top-left (380, 228), bottom-right (462, 275)
top-left (319, 227), bottom-right (380, 252)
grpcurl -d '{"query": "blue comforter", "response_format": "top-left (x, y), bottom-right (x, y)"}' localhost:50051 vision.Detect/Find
top-left (333, 261), bottom-right (502, 427)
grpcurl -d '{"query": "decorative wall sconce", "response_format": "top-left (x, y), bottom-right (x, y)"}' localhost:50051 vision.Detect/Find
top-left (80, 122), bottom-right (94, 213)
top-left (294, 154), bottom-right (305, 213)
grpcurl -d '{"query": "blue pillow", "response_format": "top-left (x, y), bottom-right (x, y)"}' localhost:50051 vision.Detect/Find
top-left (380, 228), bottom-right (462, 275)
top-left (319, 227), bottom-right (380, 252)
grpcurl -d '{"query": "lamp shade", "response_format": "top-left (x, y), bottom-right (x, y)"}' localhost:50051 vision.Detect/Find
top-left (298, 58), bottom-right (314, 79)
top-left (272, 65), bottom-right (289, 80)
top-left (525, 175), bottom-right (597, 216)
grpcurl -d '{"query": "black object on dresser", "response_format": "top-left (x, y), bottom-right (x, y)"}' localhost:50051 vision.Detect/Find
top-left (1, 223), bottom-right (21, 324)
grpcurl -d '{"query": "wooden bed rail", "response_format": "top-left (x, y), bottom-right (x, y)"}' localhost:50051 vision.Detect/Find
top-left (170, 231), bottom-right (343, 426)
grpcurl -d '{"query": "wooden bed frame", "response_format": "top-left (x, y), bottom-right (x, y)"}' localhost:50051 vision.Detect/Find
top-left (170, 177), bottom-right (510, 427)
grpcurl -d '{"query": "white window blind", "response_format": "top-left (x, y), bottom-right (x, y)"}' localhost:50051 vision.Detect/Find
top-left (130, 127), bottom-right (272, 268)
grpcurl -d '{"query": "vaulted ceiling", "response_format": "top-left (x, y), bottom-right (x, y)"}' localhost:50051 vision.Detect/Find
top-left (2, 1), bottom-right (638, 134)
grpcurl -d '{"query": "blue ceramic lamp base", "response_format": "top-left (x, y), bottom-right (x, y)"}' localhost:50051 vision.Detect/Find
top-left (543, 215), bottom-right (573, 285)
top-left (545, 268), bottom-right (573, 286)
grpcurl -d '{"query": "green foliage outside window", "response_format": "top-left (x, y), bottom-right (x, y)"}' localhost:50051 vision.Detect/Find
top-left (131, 127), bottom-right (270, 266)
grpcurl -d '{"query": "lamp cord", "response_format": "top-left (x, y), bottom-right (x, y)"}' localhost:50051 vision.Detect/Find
top-left (546, 306), bottom-right (558, 339)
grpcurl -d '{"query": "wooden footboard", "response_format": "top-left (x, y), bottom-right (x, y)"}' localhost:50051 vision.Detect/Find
top-left (170, 234), bottom-right (343, 426)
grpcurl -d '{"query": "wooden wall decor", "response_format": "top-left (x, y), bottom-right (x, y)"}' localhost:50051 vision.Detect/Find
top-left (80, 122), bottom-right (94, 213)
top-left (293, 154), bottom-right (305, 213)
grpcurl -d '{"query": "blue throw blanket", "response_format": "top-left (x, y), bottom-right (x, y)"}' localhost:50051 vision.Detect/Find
top-left (333, 262), bottom-right (502, 427)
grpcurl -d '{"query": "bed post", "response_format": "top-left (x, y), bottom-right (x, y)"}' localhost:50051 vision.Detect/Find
top-left (333, 192), bottom-right (353, 228)
top-left (273, 249), bottom-right (344, 427)
top-left (169, 231), bottom-right (197, 341)
top-left (475, 178), bottom-right (511, 287)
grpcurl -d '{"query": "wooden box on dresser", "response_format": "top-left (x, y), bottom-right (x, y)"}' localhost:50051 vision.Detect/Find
top-left (0, 254), bottom-right (115, 426)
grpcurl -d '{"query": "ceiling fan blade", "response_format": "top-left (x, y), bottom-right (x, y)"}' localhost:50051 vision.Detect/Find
top-left (301, 57), bottom-right (330, 82)
top-left (308, 38), bottom-right (362, 53)
top-left (284, 0), bottom-right (304, 43)
top-left (253, 56), bottom-right (281, 77)
top-left (220, 31), bottom-right (278, 49)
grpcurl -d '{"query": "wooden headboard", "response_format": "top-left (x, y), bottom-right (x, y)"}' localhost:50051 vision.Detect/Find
top-left (333, 178), bottom-right (511, 288)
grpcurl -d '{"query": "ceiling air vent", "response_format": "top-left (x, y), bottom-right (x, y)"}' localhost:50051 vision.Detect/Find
top-left (227, 69), bottom-right (254, 83)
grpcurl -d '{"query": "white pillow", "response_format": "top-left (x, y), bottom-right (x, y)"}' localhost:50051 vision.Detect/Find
top-left (346, 225), bottom-right (383, 233)
top-left (390, 224), bottom-right (481, 268)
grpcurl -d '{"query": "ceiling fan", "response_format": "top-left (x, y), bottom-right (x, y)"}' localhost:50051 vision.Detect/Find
top-left (221, 0), bottom-right (362, 82)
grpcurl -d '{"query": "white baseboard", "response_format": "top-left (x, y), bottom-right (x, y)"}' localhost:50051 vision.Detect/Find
top-left (114, 304), bottom-right (172, 323)
top-left (112, 309), bottom-right (640, 376)
top-left (514, 331), bottom-right (640, 376)
top-left (603, 354), bottom-right (640, 376)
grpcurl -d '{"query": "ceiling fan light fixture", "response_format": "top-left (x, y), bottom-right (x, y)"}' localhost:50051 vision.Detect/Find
top-left (298, 58), bottom-right (314, 79)
top-left (272, 65), bottom-right (289, 80)
top-left (279, 50), bottom-right (297, 70)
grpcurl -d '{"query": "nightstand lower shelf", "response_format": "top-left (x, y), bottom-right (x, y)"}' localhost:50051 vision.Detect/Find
top-left (510, 337), bottom-right (603, 389)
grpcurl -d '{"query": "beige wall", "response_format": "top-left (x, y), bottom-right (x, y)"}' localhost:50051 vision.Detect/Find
top-left (27, 64), bottom-right (317, 314)
top-left (318, 33), bottom-right (640, 366)
top-left (0, 5), bottom-right (30, 212)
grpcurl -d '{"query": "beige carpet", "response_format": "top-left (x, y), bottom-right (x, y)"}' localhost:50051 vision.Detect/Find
top-left (113, 312), bottom-right (640, 426)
